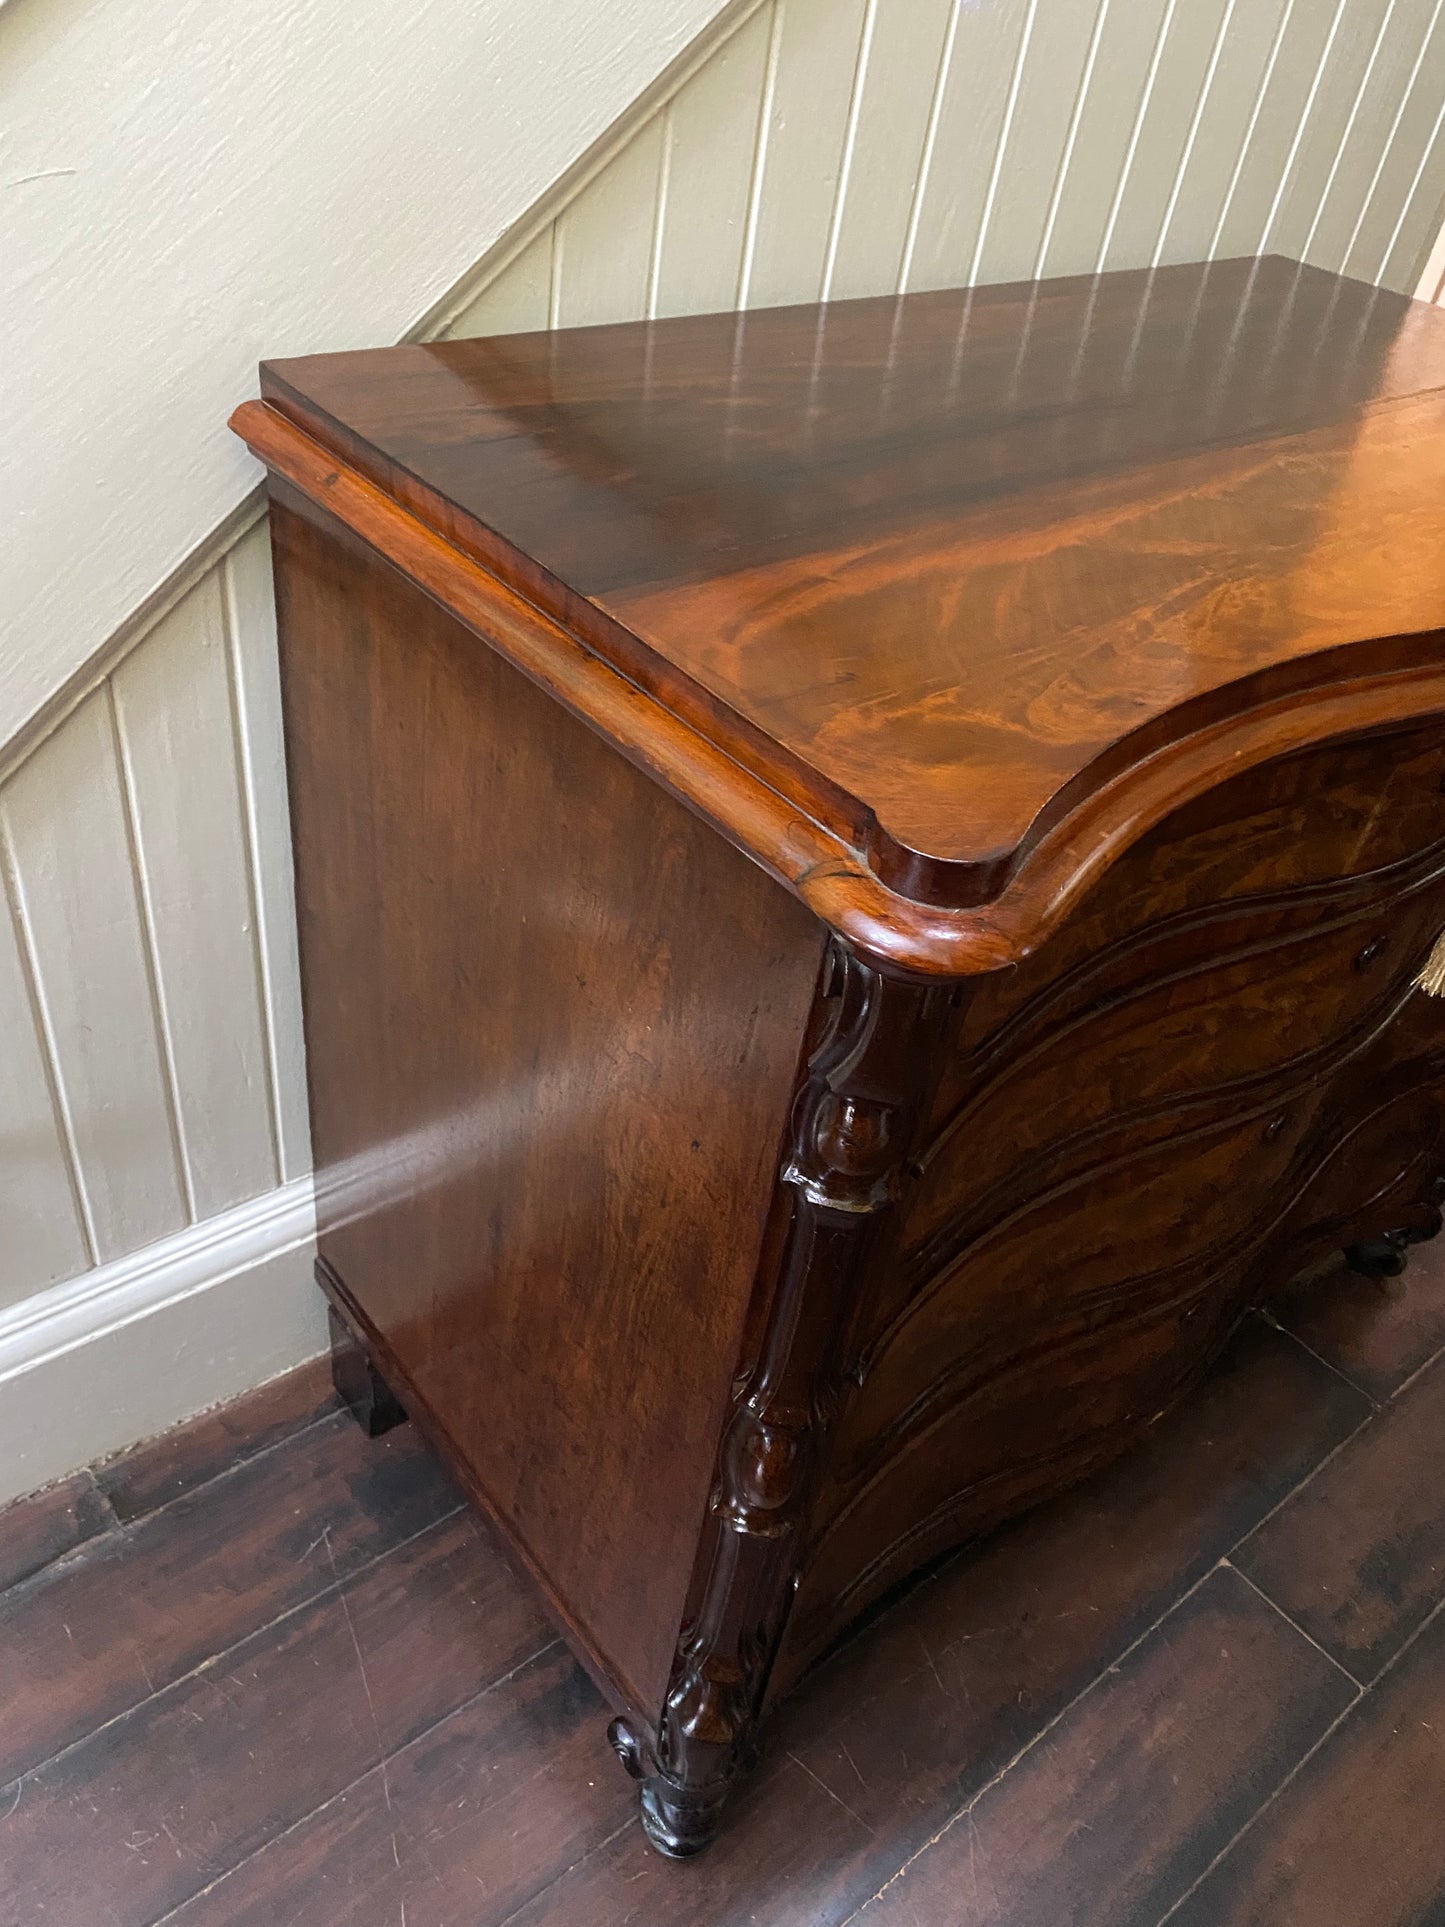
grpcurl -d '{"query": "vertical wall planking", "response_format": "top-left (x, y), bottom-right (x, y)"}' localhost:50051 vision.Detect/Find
top-left (0, 692), bottom-right (187, 1261)
top-left (111, 572), bottom-right (278, 1219)
top-left (223, 522), bottom-right (312, 1184)
top-left (1035, 0), bottom-right (1175, 279)
top-left (554, 118), bottom-right (668, 326)
top-left (445, 229), bottom-right (556, 339)
top-left (653, 1), bottom-right (775, 316)
top-left (1414, 169), bottom-right (1445, 296)
top-left (441, 0), bottom-right (1445, 324)
top-left (1269, 1), bottom-right (1405, 258)
top-left (1303, 0), bottom-right (1436, 268)
top-left (1342, 0), bottom-right (1445, 279)
top-left (745, 0), bottom-right (871, 309)
top-left (901, 0), bottom-right (1035, 294)
top-left (1156, 0), bottom-right (1293, 268)
top-left (1378, 60), bottom-right (1445, 284)
top-left (973, 0), bottom-right (1112, 286)
top-left (1101, 0), bottom-right (1235, 272)
top-left (1213, 1), bottom-right (1348, 259)
top-left (7, 0), bottom-right (1445, 1356)
top-left (810, 0), bottom-right (955, 302)
top-left (0, 880), bottom-right (89, 1309)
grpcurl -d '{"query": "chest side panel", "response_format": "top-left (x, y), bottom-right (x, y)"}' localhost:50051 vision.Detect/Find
top-left (270, 493), bottom-right (827, 1717)
top-left (783, 722), bottom-right (1445, 1679)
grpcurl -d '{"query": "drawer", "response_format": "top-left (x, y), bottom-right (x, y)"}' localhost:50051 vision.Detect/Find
top-left (927, 720), bottom-right (1445, 1133)
top-left (907, 874), bottom-right (1445, 1261)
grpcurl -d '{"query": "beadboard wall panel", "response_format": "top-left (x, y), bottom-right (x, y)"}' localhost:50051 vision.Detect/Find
top-left (4, 0), bottom-right (1445, 1466)
top-left (0, 892), bottom-right (88, 1310)
top-left (442, 0), bottom-right (1445, 347)
top-left (110, 572), bottom-right (278, 1221)
top-left (1, 691), bottom-right (187, 1263)
top-left (224, 523), bottom-right (311, 1187)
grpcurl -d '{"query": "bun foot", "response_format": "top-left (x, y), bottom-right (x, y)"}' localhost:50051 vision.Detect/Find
top-left (607, 1717), bottom-right (728, 1857)
top-left (1343, 1232), bottom-right (1409, 1279)
top-left (1344, 1206), bottom-right (1444, 1281)
top-left (328, 1306), bottom-right (408, 1437)
top-left (638, 1776), bottom-right (728, 1859)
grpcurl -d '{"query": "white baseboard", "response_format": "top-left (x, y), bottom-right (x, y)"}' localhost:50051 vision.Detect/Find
top-left (0, 1176), bottom-right (326, 1506)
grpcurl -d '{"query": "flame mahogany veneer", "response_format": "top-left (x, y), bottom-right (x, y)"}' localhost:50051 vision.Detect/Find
top-left (232, 256), bottom-right (1445, 1856)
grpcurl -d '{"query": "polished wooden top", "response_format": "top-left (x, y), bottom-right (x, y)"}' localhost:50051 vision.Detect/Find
top-left (240, 256), bottom-right (1445, 954)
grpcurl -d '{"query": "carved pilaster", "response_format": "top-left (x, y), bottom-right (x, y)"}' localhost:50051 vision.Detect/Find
top-left (610, 939), bottom-right (954, 1855)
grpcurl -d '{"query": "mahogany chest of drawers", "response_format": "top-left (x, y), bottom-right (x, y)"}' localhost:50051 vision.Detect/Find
top-left (233, 255), bottom-right (1445, 1856)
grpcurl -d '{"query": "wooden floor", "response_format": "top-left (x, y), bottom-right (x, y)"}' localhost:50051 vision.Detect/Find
top-left (4, 1248), bottom-right (1445, 1927)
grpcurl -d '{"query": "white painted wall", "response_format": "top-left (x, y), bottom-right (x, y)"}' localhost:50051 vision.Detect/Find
top-left (5, 0), bottom-right (1445, 1495)
top-left (0, 0), bottom-right (727, 754)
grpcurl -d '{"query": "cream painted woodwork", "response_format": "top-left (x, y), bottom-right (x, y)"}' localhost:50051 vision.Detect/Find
top-left (4, 0), bottom-right (1445, 1396)
top-left (110, 570), bottom-right (277, 1222)
top-left (0, 890), bottom-right (88, 1308)
top-left (1, 690), bottom-right (187, 1270)
top-left (0, 0), bottom-right (730, 755)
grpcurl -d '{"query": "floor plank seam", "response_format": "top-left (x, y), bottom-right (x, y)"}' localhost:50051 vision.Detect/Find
top-left (0, 1502), bottom-right (467, 1798)
top-left (1378, 1328), bottom-right (1445, 1402)
top-left (486, 1814), bottom-right (640, 1927)
top-left (1256, 1310), bottom-right (1378, 1407)
top-left (1215, 1404), bottom-right (1377, 1567)
top-left (141, 1635), bottom-right (566, 1927)
top-left (1221, 1558), bottom-right (1366, 1689)
top-left (91, 1471), bottom-right (125, 1534)
top-left (0, 1515), bottom-right (131, 1608)
top-left (1148, 1687), bottom-right (1366, 1927)
top-left (0, 1473), bottom-right (125, 1607)
top-left (92, 1399), bottom-right (347, 1532)
top-left (1149, 1581), bottom-right (1445, 1927)
top-left (830, 1558), bottom-right (1230, 1927)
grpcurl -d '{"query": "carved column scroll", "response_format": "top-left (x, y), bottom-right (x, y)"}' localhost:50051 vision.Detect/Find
top-left (609, 938), bottom-right (956, 1855)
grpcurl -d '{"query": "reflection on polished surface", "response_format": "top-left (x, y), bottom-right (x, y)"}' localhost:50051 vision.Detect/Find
top-left (262, 256), bottom-right (1445, 902)
top-left (238, 257), bottom-right (1445, 1856)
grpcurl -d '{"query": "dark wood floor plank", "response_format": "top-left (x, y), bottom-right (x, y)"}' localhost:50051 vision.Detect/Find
top-left (0, 1302), bottom-right (1398, 1926)
top-left (96, 1356), bottom-right (338, 1525)
top-left (497, 1750), bottom-right (874, 1927)
top-left (783, 1316), bottom-right (1365, 1772)
top-left (471, 1320), bottom-right (1369, 1927)
top-left (0, 1411), bottom-right (461, 1786)
top-left (1168, 1597), bottom-right (1445, 1927)
top-left (1267, 1235), bottom-right (1445, 1402)
top-left (341, 1508), bottom-right (556, 1755)
top-left (163, 1647), bottom-right (645, 1927)
top-left (1234, 1348), bottom-right (1445, 1680)
top-left (851, 1565), bottom-right (1356, 1927)
top-left (0, 1470), bottom-right (115, 1596)
top-left (0, 1508), bottom-right (547, 1927)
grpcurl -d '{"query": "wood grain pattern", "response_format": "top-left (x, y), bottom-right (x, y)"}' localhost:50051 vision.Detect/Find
top-left (11, 0), bottom-right (1445, 1386)
top-left (0, 1472), bottom-right (114, 1595)
top-left (250, 257), bottom-right (1445, 939)
top-left (3, 1257), bottom-right (1442, 1921)
top-left (236, 256), bottom-right (1445, 1852)
top-left (0, 1411), bottom-right (460, 1785)
top-left (1234, 1347), bottom-right (1445, 1679)
top-left (1169, 1588), bottom-right (1445, 1927)
top-left (854, 1566), bottom-right (1357, 1927)
top-left (0, 1508), bottom-right (546, 1927)
top-left (94, 1352), bottom-right (336, 1526)
top-left (1268, 1249), bottom-right (1445, 1400)
top-left (272, 494), bottom-right (826, 1718)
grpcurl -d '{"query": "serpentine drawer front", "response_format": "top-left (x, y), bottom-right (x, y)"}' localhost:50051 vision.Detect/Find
top-left (232, 256), bottom-right (1445, 1858)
